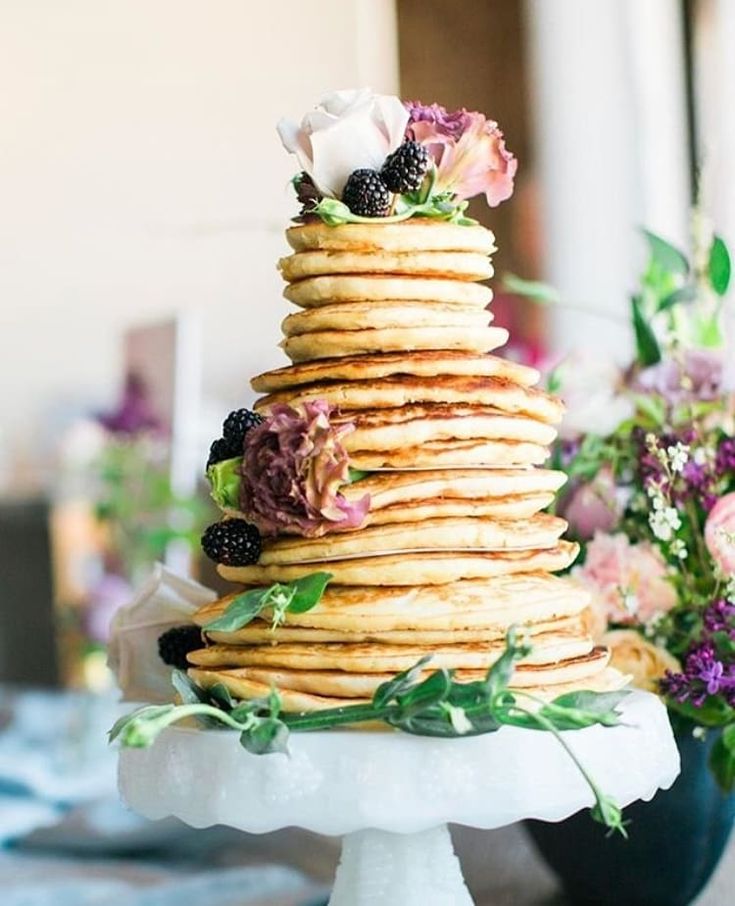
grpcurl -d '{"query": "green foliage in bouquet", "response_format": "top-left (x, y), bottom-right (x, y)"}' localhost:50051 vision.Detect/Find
top-left (506, 216), bottom-right (735, 792)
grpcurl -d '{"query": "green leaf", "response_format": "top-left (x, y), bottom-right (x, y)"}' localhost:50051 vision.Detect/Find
top-left (240, 717), bottom-right (290, 755)
top-left (347, 467), bottom-right (370, 483)
top-left (203, 587), bottom-right (272, 632)
top-left (642, 229), bottom-right (689, 276)
top-left (503, 273), bottom-right (562, 305)
top-left (288, 571), bottom-right (333, 613)
top-left (657, 285), bottom-right (697, 312)
top-left (631, 294), bottom-right (662, 366)
top-left (694, 314), bottom-right (725, 349)
top-left (709, 235), bottom-right (731, 296)
top-left (709, 725), bottom-right (735, 793)
top-left (172, 670), bottom-right (208, 705)
top-left (391, 669), bottom-right (453, 719)
top-left (631, 393), bottom-right (666, 426)
top-left (207, 457), bottom-right (242, 510)
top-left (373, 655), bottom-right (433, 710)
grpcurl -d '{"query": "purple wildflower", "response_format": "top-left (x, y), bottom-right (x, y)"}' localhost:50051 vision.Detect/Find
top-left (703, 599), bottom-right (735, 635)
top-left (716, 436), bottom-right (735, 477)
top-left (98, 373), bottom-right (161, 436)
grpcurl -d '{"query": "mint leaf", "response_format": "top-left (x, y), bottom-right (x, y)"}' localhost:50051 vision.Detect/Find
top-left (631, 294), bottom-right (661, 366)
top-left (503, 273), bottom-right (562, 305)
top-left (709, 235), bottom-right (731, 296)
top-left (240, 717), bottom-right (290, 755)
top-left (288, 571), bottom-right (333, 613)
top-left (207, 457), bottom-right (242, 510)
top-left (642, 228), bottom-right (689, 276)
top-left (204, 587), bottom-right (272, 632)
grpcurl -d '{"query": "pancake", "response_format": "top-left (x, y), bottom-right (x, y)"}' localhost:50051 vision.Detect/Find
top-left (188, 651), bottom-right (617, 701)
top-left (349, 439), bottom-right (549, 469)
top-left (361, 494), bottom-right (556, 524)
top-left (187, 630), bottom-right (594, 672)
top-left (340, 405), bottom-right (557, 451)
top-left (194, 573), bottom-right (592, 632)
top-left (282, 325), bottom-right (508, 362)
top-left (256, 376), bottom-right (564, 423)
top-left (340, 468), bottom-right (567, 509)
top-left (258, 514), bottom-right (568, 565)
top-left (278, 250), bottom-right (494, 282)
top-left (281, 301), bottom-right (492, 337)
top-left (285, 220), bottom-right (496, 254)
top-left (251, 351), bottom-right (539, 393)
top-left (218, 541), bottom-right (579, 587)
top-left (203, 613), bottom-right (586, 647)
top-left (284, 275), bottom-right (493, 309)
top-left (188, 669), bottom-right (369, 711)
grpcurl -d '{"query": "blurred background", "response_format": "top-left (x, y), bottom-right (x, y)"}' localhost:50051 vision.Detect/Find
top-left (0, 1), bottom-right (733, 903)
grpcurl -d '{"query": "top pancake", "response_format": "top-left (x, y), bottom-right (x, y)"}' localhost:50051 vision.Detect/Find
top-left (251, 351), bottom-right (539, 393)
top-left (284, 275), bottom-right (493, 309)
top-left (285, 220), bottom-right (496, 255)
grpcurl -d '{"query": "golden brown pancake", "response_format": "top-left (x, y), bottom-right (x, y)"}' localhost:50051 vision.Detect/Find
top-left (255, 375), bottom-right (564, 424)
top-left (278, 250), bottom-right (494, 282)
top-left (251, 351), bottom-right (538, 393)
top-left (217, 541), bottom-right (580, 587)
top-left (283, 274), bottom-right (493, 309)
top-left (285, 220), bottom-right (496, 254)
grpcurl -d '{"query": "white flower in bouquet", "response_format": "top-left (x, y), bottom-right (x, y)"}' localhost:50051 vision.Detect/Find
top-left (277, 89), bottom-right (409, 197)
top-left (554, 355), bottom-right (634, 440)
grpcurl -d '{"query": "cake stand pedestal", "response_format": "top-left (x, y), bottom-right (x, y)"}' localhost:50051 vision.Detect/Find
top-left (119, 691), bottom-right (679, 905)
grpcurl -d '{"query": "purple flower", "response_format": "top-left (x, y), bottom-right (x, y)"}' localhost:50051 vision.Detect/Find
top-left (240, 401), bottom-right (370, 538)
top-left (716, 437), bottom-right (735, 476)
top-left (703, 599), bottom-right (735, 635)
top-left (97, 373), bottom-right (161, 436)
top-left (405, 102), bottom-right (474, 140)
top-left (634, 348), bottom-right (728, 406)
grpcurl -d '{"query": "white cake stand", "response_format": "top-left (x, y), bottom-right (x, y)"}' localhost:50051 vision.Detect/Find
top-left (119, 690), bottom-right (679, 905)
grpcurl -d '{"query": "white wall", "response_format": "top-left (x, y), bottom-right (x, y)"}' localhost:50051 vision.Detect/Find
top-left (524, 0), bottom-right (691, 361)
top-left (0, 0), bottom-right (398, 489)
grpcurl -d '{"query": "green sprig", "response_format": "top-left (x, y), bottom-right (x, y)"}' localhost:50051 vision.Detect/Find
top-left (110, 629), bottom-right (630, 835)
top-left (203, 571), bottom-right (333, 633)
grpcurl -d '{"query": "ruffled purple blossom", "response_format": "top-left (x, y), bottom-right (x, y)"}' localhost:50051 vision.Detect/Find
top-left (634, 348), bottom-right (728, 406)
top-left (240, 401), bottom-right (369, 538)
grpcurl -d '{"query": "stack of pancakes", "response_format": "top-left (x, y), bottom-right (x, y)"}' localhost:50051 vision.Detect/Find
top-left (188, 219), bottom-right (627, 713)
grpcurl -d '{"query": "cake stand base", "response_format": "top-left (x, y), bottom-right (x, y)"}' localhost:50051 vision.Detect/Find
top-left (119, 691), bottom-right (680, 906)
top-left (330, 825), bottom-right (472, 906)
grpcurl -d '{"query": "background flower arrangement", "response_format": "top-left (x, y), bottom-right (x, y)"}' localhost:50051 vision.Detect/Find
top-left (510, 215), bottom-right (735, 789)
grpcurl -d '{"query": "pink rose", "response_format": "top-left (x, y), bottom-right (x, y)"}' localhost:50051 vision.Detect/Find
top-left (705, 493), bottom-right (735, 575)
top-left (407, 104), bottom-right (516, 206)
top-left (575, 532), bottom-right (677, 627)
top-left (562, 468), bottom-right (622, 540)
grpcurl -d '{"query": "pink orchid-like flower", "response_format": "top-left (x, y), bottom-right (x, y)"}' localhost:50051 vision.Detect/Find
top-left (277, 89), bottom-right (409, 198)
top-left (575, 531), bottom-right (677, 628)
top-left (406, 102), bottom-right (516, 206)
top-left (705, 493), bottom-right (735, 575)
top-left (240, 401), bottom-right (370, 538)
top-left (562, 468), bottom-right (623, 540)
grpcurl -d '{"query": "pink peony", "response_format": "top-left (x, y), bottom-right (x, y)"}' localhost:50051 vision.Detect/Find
top-left (562, 468), bottom-right (623, 540)
top-left (575, 532), bottom-right (677, 627)
top-left (240, 401), bottom-right (369, 538)
top-left (406, 102), bottom-right (516, 206)
top-left (705, 493), bottom-right (735, 575)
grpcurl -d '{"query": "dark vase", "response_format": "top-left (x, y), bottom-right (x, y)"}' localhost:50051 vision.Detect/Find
top-left (526, 723), bottom-right (735, 906)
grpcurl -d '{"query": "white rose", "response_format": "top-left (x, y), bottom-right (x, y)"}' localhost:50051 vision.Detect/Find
top-left (277, 88), bottom-right (409, 197)
top-left (107, 564), bottom-right (216, 704)
top-left (556, 355), bottom-right (634, 439)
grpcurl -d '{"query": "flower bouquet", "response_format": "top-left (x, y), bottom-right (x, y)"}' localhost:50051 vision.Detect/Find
top-left (516, 219), bottom-right (735, 905)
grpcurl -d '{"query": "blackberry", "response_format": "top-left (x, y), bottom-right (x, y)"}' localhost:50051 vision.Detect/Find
top-left (157, 625), bottom-right (202, 669)
top-left (342, 169), bottom-right (391, 217)
top-left (222, 408), bottom-right (263, 448)
top-left (201, 519), bottom-right (262, 566)
top-left (206, 436), bottom-right (239, 470)
top-left (381, 141), bottom-right (430, 194)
